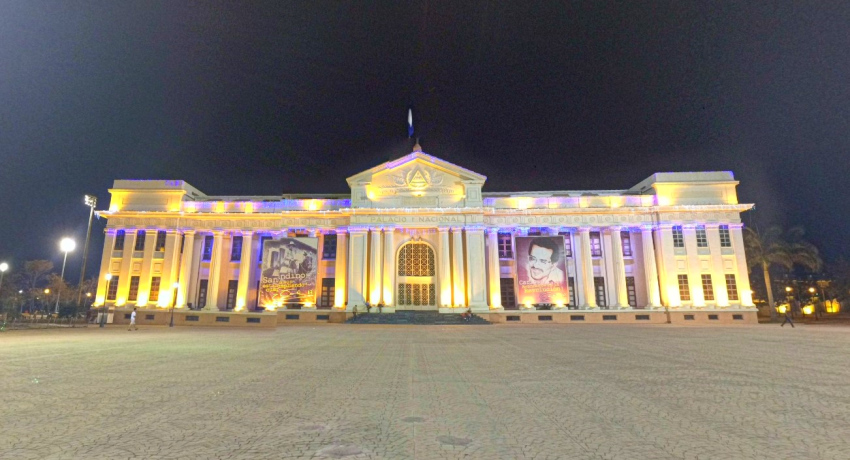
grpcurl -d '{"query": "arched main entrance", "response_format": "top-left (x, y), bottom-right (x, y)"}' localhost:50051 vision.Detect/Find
top-left (396, 242), bottom-right (437, 309)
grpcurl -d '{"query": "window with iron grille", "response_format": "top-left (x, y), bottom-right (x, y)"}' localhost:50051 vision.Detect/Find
top-left (568, 277), bottom-right (576, 306)
top-left (134, 231), bottom-right (146, 251)
top-left (149, 277), bottom-right (161, 302)
top-left (594, 277), bottom-right (607, 307)
top-left (230, 236), bottom-right (243, 261)
top-left (701, 274), bottom-right (714, 301)
top-left (500, 278), bottom-right (516, 309)
top-left (225, 280), bottom-right (238, 310)
top-left (672, 226), bottom-right (685, 248)
top-left (320, 278), bottom-right (335, 308)
top-left (677, 274), bottom-right (691, 301)
top-left (498, 232), bottom-right (513, 258)
top-left (155, 231), bottom-right (166, 251)
top-left (107, 276), bottom-right (119, 301)
top-left (719, 225), bottom-right (732, 247)
top-left (725, 274), bottom-right (739, 301)
top-left (696, 225), bottom-right (708, 248)
top-left (114, 230), bottom-right (125, 251)
top-left (128, 276), bottom-right (140, 302)
top-left (621, 231), bottom-right (632, 257)
top-left (202, 235), bottom-right (214, 261)
top-left (590, 232), bottom-right (603, 257)
top-left (197, 280), bottom-right (209, 308)
top-left (397, 243), bottom-right (435, 276)
top-left (626, 276), bottom-right (637, 307)
top-left (559, 232), bottom-right (573, 257)
top-left (322, 234), bottom-right (337, 260)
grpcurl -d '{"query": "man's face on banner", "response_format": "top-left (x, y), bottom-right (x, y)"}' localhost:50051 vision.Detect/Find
top-left (527, 244), bottom-right (555, 281)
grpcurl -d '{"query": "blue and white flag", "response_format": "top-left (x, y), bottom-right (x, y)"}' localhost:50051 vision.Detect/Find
top-left (407, 108), bottom-right (414, 138)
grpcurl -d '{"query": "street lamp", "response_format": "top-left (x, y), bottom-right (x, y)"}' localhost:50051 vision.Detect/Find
top-left (77, 195), bottom-right (97, 308)
top-left (170, 282), bottom-right (179, 327)
top-left (100, 274), bottom-right (112, 328)
top-left (54, 238), bottom-right (76, 315)
top-left (0, 262), bottom-right (8, 294)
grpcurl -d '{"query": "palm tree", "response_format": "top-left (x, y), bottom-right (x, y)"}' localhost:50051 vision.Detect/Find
top-left (744, 226), bottom-right (822, 321)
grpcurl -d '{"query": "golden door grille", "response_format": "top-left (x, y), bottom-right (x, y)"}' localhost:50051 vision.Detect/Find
top-left (396, 283), bottom-right (436, 306)
top-left (397, 243), bottom-right (436, 276)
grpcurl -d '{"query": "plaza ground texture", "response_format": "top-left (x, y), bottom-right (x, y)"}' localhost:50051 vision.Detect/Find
top-left (2, 324), bottom-right (849, 460)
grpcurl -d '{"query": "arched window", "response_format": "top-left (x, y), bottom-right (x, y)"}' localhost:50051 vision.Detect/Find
top-left (396, 242), bottom-right (436, 306)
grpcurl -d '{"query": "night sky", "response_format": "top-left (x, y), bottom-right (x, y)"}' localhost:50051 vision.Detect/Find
top-left (2, 1), bottom-right (849, 284)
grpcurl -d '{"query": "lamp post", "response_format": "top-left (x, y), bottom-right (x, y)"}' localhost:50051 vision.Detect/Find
top-left (77, 195), bottom-right (97, 308)
top-left (100, 274), bottom-right (112, 328)
top-left (170, 282), bottom-right (179, 327)
top-left (54, 238), bottom-right (76, 315)
top-left (0, 262), bottom-right (8, 295)
top-left (43, 288), bottom-right (50, 315)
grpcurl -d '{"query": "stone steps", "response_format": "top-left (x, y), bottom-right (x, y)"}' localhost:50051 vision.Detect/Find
top-left (346, 311), bottom-right (490, 325)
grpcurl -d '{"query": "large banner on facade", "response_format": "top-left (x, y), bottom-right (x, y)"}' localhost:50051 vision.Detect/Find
top-left (259, 237), bottom-right (318, 308)
top-left (515, 236), bottom-right (569, 306)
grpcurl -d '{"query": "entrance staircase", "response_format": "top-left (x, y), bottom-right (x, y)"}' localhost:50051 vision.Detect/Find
top-left (346, 311), bottom-right (490, 325)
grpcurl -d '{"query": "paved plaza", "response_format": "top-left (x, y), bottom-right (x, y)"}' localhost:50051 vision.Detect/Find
top-left (2, 324), bottom-right (849, 460)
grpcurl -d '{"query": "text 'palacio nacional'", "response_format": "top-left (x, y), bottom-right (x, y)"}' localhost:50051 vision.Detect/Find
top-left (94, 144), bottom-right (756, 326)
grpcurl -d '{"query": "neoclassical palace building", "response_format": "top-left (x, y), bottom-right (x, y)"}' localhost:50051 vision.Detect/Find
top-left (95, 145), bottom-right (756, 325)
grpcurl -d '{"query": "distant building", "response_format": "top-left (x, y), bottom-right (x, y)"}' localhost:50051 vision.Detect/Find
top-left (94, 144), bottom-right (756, 324)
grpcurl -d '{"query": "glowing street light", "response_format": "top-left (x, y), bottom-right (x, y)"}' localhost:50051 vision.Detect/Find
top-left (54, 238), bottom-right (76, 315)
top-left (100, 274), bottom-right (112, 328)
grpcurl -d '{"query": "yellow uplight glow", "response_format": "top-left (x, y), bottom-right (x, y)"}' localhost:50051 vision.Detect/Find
top-left (244, 202), bottom-right (254, 214)
top-left (777, 304), bottom-right (787, 314)
top-left (802, 305), bottom-right (814, 315)
top-left (214, 201), bottom-right (226, 213)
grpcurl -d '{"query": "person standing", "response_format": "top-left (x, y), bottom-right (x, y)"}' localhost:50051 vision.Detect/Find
top-left (781, 308), bottom-right (795, 328)
top-left (128, 307), bottom-right (138, 331)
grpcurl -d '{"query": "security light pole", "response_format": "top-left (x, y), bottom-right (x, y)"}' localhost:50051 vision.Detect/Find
top-left (77, 195), bottom-right (97, 308)
top-left (55, 238), bottom-right (76, 315)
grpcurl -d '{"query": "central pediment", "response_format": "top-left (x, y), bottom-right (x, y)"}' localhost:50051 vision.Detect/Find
top-left (346, 151), bottom-right (486, 209)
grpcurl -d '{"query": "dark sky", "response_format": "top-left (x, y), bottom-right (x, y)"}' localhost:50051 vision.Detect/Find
top-left (2, 1), bottom-right (849, 284)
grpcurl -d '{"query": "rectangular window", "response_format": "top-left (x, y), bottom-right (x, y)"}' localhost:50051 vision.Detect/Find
top-left (590, 232), bottom-right (602, 257)
top-left (621, 231), bottom-right (632, 257)
top-left (320, 278), bottom-right (335, 308)
top-left (500, 278), bottom-right (517, 309)
top-left (231, 236), bottom-right (243, 261)
top-left (134, 231), bottom-right (146, 251)
top-left (128, 276), bottom-right (140, 302)
top-left (149, 277), bottom-right (161, 302)
top-left (559, 232), bottom-right (573, 257)
top-left (259, 236), bottom-right (272, 261)
top-left (626, 276), bottom-right (637, 307)
top-left (696, 225), bottom-right (708, 248)
top-left (180, 234), bottom-right (185, 253)
top-left (202, 235), bottom-right (214, 261)
top-left (672, 226), bottom-right (685, 248)
top-left (719, 225), bottom-right (732, 247)
top-left (114, 230), bottom-right (125, 251)
top-left (197, 280), bottom-right (209, 308)
top-left (106, 276), bottom-right (119, 301)
top-left (498, 233), bottom-right (513, 258)
top-left (594, 277), bottom-right (607, 307)
top-left (701, 274), bottom-right (714, 301)
top-left (155, 231), bottom-right (167, 251)
top-left (725, 274), bottom-right (739, 301)
top-left (568, 277), bottom-right (576, 306)
top-left (322, 234), bottom-right (337, 260)
top-left (225, 280), bottom-right (238, 310)
top-left (677, 274), bottom-right (691, 301)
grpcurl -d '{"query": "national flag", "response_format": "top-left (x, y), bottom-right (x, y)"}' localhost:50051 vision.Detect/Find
top-left (407, 108), bottom-right (414, 138)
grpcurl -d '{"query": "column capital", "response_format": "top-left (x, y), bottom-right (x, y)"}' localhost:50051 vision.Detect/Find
top-left (438, 226), bottom-right (451, 233)
top-left (578, 226), bottom-right (592, 234)
top-left (239, 230), bottom-right (255, 237)
top-left (704, 223), bottom-right (721, 230)
top-left (465, 227), bottom-right (485, 234)
top-left (640, 225), bottom-right (655, 232)
top-left (486, 227), bottom-right (500, 235)
top-left (449, 226), bottom-right (464, 232)
top-left (335, 227), bottom-right (349, 235)
top-left (607, 225), bottom-right (623, 232)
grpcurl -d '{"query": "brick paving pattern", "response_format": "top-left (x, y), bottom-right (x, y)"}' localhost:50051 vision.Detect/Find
top-left (2, 324), bottom-right (849, 459)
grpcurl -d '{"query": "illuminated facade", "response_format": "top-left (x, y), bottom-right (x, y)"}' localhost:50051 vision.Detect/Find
top-left (94, 145), bottom-right (756, 323)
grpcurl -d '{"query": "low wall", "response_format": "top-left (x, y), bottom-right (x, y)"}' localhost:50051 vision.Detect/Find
top-left (112, 309), bottom-right (276, 328)
top-left (481, 310), bottom-right (667, 324)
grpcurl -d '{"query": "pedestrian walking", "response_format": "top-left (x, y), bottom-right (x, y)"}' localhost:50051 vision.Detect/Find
top-left (128, 307), bottom-right (138, 331)
top-left (781, 309), bottom-right (795, 328)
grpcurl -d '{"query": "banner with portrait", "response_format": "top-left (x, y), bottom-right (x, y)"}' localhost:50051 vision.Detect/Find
top-left (514, 235), bottom-right (569, 306)
top-left (259, 237), bottom-right (318, 308)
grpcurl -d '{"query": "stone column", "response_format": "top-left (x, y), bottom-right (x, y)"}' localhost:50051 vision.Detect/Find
top-left (570, 230), bottom-right (585, 307)
top-left (347, 228), bottom-right (369, 310)
top-left (682, 226), bottom-right (705, 307)
top-left (655, 225), bottom-right (680, 307)
top-left (640, 227), bottom-right (662, 308)
top-left (730, 224), bottom-right (754, 307)
top-left (466, 228), bottom-right (488, 311)
top-left (609, 228), bottom-right (630, 308)
top-left (451, 227), bottom-right (466, 307)
top-left (158, 230), bottom-right (181, 307)
top-left (176, 230), bottom-right (195, 308)
top-left (706, 224), bottom-right (729, 308)
top-left (369, 228), bottom-right (383, 306)
top-left (486, 228), bottom-right (502, 310)
top-left (205, 230), bottom-right (225, 311)
top-left (137, 230), bottom-right (157, 307)
top-left (334, 230), bottom-right (348, 308)
top-left (382, 228), bottom-right (395, 306)
top-left (116, 230), bottom-right (138, 306)
top-left (95, 229), bottom-right (117, 306)
top-left (578, 228), bottom-right (596, 308)
top-left (235, 231), bottom-right (254, 311)
top-left (186, 232), bottom-right (204, 308)
top-left (438, 228), bottom-right (452, 307)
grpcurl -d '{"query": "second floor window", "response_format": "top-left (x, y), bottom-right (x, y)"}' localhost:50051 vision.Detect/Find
top-left (719, 225), bottom-right (732, 247)
top-left (259, 236), bottom-right (272, 261)
top-left (155, 231), bottom-right (167, 251)
top-left (498, 233), bottom-right (513, 258)
top-left (322, 234), bottom-right (337, 260)
top-left (202, 235), bottom-right (214, 261)
top-left (696, 225), bottom-right (708, 248)
top-left (621, 231), bottom-right (632, 257)
top-left (590, 232), bottom-right (602, 257)
top-left (672, 226), bottom-right (684, 248)
top-left (114, 230), bottom-right (125, 251)
top-left (231, 236), bottom-right (243, 261)
top-left (134, 230), bottom-right (146, 251)
top-left (558, 232), bottom-right (573, 258)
